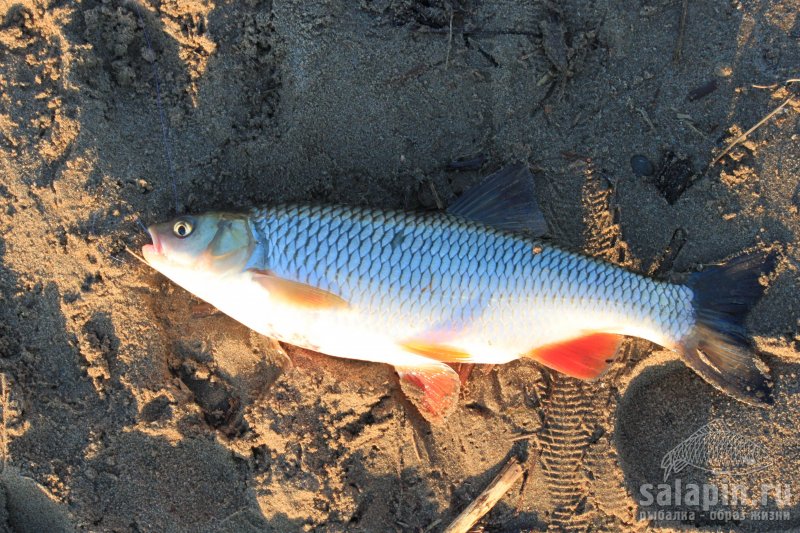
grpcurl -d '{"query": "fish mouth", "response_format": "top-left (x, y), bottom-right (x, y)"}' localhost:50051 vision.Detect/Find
top-left (141, 227), bottom-right (163, 263)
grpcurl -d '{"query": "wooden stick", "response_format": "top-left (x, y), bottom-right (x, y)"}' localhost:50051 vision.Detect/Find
top-left (0, 374), bottom-right (7, 474)
top-left (443, 457), bottom-right (525, 533)
top-left (673, 0), bottom-right (688, 63)
top-left (445, 6), bottom-right (454, 70)
top-left (709, 93), bottom-right (796, 167)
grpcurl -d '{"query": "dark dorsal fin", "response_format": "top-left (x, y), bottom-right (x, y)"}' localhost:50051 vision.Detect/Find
top-left (447, 162), bottom-right (549, 236)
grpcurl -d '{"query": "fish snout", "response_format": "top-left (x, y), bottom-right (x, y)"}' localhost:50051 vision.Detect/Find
top-left (141, 226), bottom-right (163, 262)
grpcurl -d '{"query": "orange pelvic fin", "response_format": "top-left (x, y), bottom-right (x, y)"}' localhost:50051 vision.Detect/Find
top-left (250, 270), bottom-right (349, 310)
top-left (527, 333), bottom-right (623, 380)
top-left (395, 363), bottom-right (461, 423)
top-left (450, 363), bottom-right (476, 386)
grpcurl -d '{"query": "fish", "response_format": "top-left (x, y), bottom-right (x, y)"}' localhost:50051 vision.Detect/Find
top-left (661, 421), bottom-right (771, 481)
top-left (142, 163), bottom-right (776, 422)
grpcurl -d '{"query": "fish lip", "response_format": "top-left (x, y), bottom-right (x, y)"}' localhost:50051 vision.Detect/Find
top-left (149, 227), bottom-right (163, 253)
top-left (141, 226), bottom-right (162, 261)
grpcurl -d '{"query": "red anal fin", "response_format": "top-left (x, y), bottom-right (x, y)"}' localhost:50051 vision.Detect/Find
top-left (527, 333), bottom-right (623, 380)
top-left (396, 363), bottom-right (460, 424)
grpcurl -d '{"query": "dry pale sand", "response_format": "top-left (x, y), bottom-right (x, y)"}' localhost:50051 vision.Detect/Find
top-left (0, 1), bottom-right (799, 531)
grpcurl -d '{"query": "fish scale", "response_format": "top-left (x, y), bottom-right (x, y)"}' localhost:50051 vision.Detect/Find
top-left (249, 203), bottom-right (695, 360)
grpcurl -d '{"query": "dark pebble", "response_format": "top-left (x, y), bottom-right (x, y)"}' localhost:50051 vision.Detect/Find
top-left (687, 79), bottom-right (718, 102)
top-left (447, 154), bottom-right (487, 171)
top-left (630, 154), bottom-right (655, 176)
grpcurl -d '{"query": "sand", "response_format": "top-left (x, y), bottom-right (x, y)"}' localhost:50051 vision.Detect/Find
top-left (0, 0), bottom-right (799, 531)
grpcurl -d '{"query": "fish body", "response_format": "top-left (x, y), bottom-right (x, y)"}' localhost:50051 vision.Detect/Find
top-left (182, 204), bottom-right (690, 364)
top-left (143, 164), bottom-right (775, 421)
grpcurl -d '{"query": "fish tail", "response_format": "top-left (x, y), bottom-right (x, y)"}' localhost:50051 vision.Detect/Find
top-left (679, 251), bottom-right (778, 405)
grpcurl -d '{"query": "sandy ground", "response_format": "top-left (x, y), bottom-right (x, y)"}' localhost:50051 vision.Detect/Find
top-left (0, 0), bottom-right (799, 531)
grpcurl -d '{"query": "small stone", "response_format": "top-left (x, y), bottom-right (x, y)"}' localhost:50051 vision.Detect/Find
top-left (630, 154), bottom-right (654, 176)
top-left (141, 46), bottom-right (156, 63)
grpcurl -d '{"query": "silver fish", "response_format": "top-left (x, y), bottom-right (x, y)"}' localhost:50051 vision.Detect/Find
top-left (142, 164), bottom-right (775, 422)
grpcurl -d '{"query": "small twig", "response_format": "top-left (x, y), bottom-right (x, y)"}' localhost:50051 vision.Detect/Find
top-left (125, 246), bottom-right (149, 265)
top-left (417, 27), bottom-right (540, 38)
top-left (509, 432), bottom-right (538, 442)
top-left (422, 518), bottom-right (442, 533)
top-left (752, 79), bottom-right (800, 90)
top-left (107, 254), bottom-right (127, 266)
top-left (383, 61), bottom-right (443, 87)
top-left (445, 6), bottom-right (454, 70)
top-left (675, 112), bottom-right (708, 139)
top-left (1, 374), bottom-right (9, 473)
top-left (684, 122), bottom-right (707, 139)
top-left (443, 457), bottom-right (525, 533)
top-left (636, 107), bottom-right (656, 133)
top-left (135, 217), bottom-right (149, 233)
top-left (709, 93), bottom-right (797, 167)
top-left (429, 181), bottom-right (445, 210)
top-left (673, 0), bottom-right (688, 63)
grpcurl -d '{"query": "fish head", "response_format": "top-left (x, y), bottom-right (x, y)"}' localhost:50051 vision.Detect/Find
top-left (142, 212), bottom-right (254, 276)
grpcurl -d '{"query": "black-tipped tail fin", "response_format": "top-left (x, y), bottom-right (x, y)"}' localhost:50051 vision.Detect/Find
top-left (681, 251), bottom-right (778, 406)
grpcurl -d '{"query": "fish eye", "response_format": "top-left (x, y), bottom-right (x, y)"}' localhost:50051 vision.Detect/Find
top-left (173, 219), bottom-right (194, 238)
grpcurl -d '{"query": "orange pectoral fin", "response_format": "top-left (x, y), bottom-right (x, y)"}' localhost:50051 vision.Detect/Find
top-left (250, 270), bottom-right (349, 310)
top-left (399, 339), bottom-right (473, 363)
top-left (396, 363), bottom-right (461, 424)
top-left (527, 333), bottom-right (623, 380)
